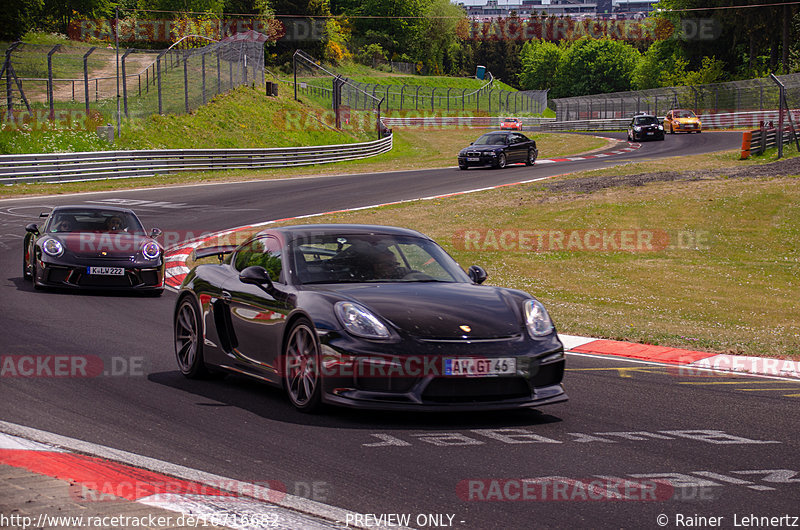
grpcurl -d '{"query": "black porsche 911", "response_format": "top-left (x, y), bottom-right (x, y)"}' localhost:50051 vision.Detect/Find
top-left (174, 224), bottom-right (566, 412)
top-left (23, 205), bottom-right (165, 294)
top-left (457, 131), bottom-right (538, 170)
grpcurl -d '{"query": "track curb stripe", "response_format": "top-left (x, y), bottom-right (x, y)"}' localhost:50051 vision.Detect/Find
top-left (0, 427), bottom-right (405, 530)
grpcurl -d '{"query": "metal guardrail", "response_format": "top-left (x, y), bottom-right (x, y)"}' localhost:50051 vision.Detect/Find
top-left (381, 116), bottom-right (556, 128)
top-left (741, 127), bottom-right (799, 159)
top-left (0, 135), bottom-right (393, 184)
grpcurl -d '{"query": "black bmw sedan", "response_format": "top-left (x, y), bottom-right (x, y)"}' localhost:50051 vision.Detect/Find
top-left (457, 131), bottom-right (538, 169)
top-left (174, 224), bottom-right (566, 412)
top-left (23, 205), bottom-right (165, 294)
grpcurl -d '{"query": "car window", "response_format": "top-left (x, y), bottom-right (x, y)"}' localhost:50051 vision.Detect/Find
top-left (675, 110), bottom-right (696, 118)
top-left (46, 210), bottom-right (145, 234)
top-left (474, 134), bottom-right (509, 145)
top-left (234, 236), bottom-right (283, 282)
top-left (634, 116), bottom-right (658, 125)
top-left (291, 234), bottom-right (468, 284)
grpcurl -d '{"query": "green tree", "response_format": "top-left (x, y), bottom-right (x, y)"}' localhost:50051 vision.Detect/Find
top-left (555, 37), bottom-right (640, 97)
top-left (632, 39), bottom-right (687, 89)
top-left (411, 0), bottom-right (464, 74)
top-left (518, 39), bottom-right (563, 91)
top-left (0, 0), bottom-right (44, 40)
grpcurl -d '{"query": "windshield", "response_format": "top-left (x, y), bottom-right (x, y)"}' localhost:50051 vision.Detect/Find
top-left (634, 116), bottom-right (659, 125)
top-left (290, 233), bottom-right (470, 284)
top-left (473, 134), bottom-right (508, 146)
top-left (45, 209), bottom-right (146, 234)
top-left (674, 110), bottom-right (696, 118)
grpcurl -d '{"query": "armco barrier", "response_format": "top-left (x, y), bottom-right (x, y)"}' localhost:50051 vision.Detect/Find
top-left (741, 127), bottom-right (799, 159)
top-left (381, 116), bottom-right (556, 128)
top-left (0, 135), bottom-right (392, 184)
top-left (385, 110), bottom-right (799, 133)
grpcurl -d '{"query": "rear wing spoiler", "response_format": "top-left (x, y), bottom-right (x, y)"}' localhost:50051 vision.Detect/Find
top-left (192, 245), bottom-right (238, 262)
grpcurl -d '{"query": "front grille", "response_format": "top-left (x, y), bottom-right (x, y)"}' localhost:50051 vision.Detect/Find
top-left (422, 376), bottom-right (531, 403)
top-left (355, 376), bottom-right (417, 393)
top-left (44, 267), bottom-right (70, 283)
top-left (531, 361), bottom-right (564, 387)
top-left (139, 270), bottom-right (160, 286)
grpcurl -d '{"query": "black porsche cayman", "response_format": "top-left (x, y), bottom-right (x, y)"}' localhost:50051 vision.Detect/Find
top-left (23, 205), bottom-right (165, 293)
top-left (174, 224), bottom-right (566, 412)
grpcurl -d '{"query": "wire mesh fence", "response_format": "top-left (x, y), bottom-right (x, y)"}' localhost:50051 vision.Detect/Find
top-left (552, 73), bottom-right (800, 121)
top-left (292, 50), bottom-right (387, 139)
top-left (343, 81), bottom-right (547, 115)
top-left (293, 50), bottom-right (547, 119)
top-left (1, 34), bottom-right (265, 130)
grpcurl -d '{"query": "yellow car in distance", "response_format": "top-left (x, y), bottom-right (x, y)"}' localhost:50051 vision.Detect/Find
top-left (664, 109), bottom-right (702, 134)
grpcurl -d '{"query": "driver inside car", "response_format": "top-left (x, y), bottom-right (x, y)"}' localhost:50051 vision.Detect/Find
top-left (105, 216), bottom-right (125, 232)
top-left (52, 217), bottom-right (72, 232)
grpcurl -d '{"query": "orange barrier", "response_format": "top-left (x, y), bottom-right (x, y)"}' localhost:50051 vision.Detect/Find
top-left (740, 130), bottom-right (753, 159)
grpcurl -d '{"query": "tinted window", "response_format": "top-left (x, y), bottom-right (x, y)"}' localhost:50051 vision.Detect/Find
top-left (634, 116), bottom-right (658, 125)
top-left (234, 236), bottom-right (283, 282)
top-left (291, 233), bottom-right (469, 284)
top-left (46, 209), bottom-right (145, 234)
top-left (474, 134), bottom-right (509, 145)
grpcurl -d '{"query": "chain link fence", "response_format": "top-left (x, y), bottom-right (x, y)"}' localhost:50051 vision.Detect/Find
top-left (292, 50), bottom-right (387, 139)
top-left (552, 73), bottom-right (800, 121)
top-left (1, 34), bottom-right (265, 129)
top-left (343, 81), bottom-right (547, 115)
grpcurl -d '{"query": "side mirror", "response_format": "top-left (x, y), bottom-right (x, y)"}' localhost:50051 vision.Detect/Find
top-left (240, 265), bottom-right (274, 290)
top-left (150, 227), bottom-right (163, 238)
top-left (468, 265), bottom-right (487, 285)
top-left (25, 223), bottom-right (39, 235)
top-left (469, 142), bottom-right (473, 145)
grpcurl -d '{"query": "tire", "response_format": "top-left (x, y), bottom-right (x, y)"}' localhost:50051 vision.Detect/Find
top-left (282, 318), bottom-right (322, 413)
top-left (32, 260), bottom-right (44, 291)
top-left (458, 163), bottom-right (467, 170)
top-left (494, 152), bottom-right (507, 169)
top-left (525, 149), bottom-right (536, 166)
top-left (670, 124), bottom-right (674, 134)
top-left (174, 296), bottom-right (211, 378)
top-left (23, 247), bottom-right (32, 281)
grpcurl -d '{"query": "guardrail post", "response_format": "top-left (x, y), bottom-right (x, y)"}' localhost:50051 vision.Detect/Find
top-left (415, 85), bottom-right (420, 110)
top-left (431, 87), bottom-right (435, 111)
top-left (462, 88), bottom-right (467, 111)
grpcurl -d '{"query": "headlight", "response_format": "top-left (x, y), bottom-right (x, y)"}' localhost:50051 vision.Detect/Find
top-left (523, 299), bottom-right (554, 337)
top-left (335, 302), bottom-right (390, 339)
top-left (658, 125), bottom-right (664, 130)
top-left (42, 238), bottom-right (64, 257)
top-left (142, 241), bottom-right (161, 260)
top-left (490, 152), bottom-right (497, 156)
top-left (633, 126), bottom-right (641, 132)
